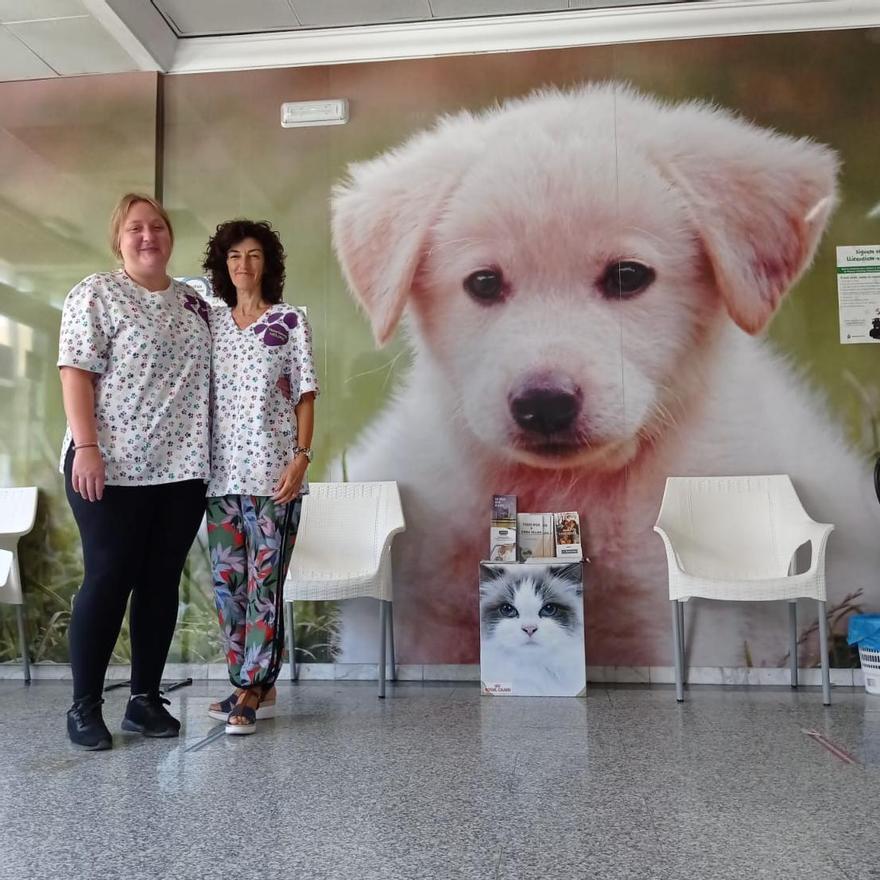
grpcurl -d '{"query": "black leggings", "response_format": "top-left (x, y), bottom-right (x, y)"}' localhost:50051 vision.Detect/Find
top-left (64, 448), bottom-right (207, 700)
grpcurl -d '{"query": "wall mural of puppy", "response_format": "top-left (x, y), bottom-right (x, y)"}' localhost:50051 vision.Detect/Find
top-left (330, 83), bottom-right (880, 667)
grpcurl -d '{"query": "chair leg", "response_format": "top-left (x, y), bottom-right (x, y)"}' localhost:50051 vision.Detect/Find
top-left (285, 602), bottom-right (299, 683)
top-left (788, 601), bottom-right (798, 689)
top-left (671, 600), bottom-right (684, 702)
top-left (817, 600), bottom-right (831, 706)
top-left (378, 600), bottom-right (387, 699)
top-left (16, 604), bottom-right (30, 685)
top-left (387, 600), bottom-right (397, 682)
top-left (677, 600), bottom-right (687, 686)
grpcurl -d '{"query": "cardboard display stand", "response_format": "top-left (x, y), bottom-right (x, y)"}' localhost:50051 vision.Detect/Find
top-left (479, 561), bottom-right (586, 697)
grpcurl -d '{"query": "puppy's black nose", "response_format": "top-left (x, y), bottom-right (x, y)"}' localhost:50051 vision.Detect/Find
top-left (510, 377), bottom-right (582, 435)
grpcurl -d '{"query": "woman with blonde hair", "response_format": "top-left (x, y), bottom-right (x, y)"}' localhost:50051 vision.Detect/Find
top-left (58, 193), bottom-right (211, 750)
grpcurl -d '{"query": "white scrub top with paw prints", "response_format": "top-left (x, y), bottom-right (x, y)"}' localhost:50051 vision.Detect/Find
top-left (207, 302), bottom-right (319, 497)
top-left (57, 271), bottom-right (212, 485)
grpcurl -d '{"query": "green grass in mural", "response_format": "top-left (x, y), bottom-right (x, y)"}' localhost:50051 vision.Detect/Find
top-left (2, 486), bottom-right (81, 665)
top-left (1, 485), bottom-right (339, 668)
top-left (753, 590), bottom-right (865, 670)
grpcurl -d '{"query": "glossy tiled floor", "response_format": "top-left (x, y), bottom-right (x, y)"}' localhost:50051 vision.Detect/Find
top-left (1, 680), bottom-right (878, 880)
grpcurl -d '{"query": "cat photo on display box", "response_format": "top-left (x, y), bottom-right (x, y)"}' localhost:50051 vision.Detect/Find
top-left (479, 563), bottom-right (586, 697)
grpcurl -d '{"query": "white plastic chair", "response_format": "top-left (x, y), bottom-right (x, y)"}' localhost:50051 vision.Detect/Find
top-left (0, 487), bottom-right (38, 683)
top-left (283, 481), bottom-right (405, 697)
top-left (653, 475), bottom-right (834, 705)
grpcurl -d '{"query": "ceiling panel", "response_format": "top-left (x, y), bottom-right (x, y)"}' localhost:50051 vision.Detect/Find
top-left (149, 0), bottom-right (703, 39)
top-left (5, 16), bottom-right (137, 75)
top-left (569, 0), bottom-right (687, 6)
top-left (153, 0), bottom-right (301, 36)
top-left (292, 0), bottom-right (431, 28)
top-left (0, 0), bottom-right (873, 83)
top-left (431, 0), bottom-right (568, 15)
top-left (0, 0), bottom-right (86, 22)
top-left (0, 25), bottom-right (56, 79)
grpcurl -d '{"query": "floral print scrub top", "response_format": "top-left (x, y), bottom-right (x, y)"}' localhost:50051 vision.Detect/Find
top-left (57, 271), bottom-right (212, 485)
top-left (207, 303), bottom-right (319, 497)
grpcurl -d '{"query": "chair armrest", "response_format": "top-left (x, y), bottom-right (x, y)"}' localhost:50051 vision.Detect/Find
top-left (385, 483), bottom-right (406, 534)
top-left (375, 483), bottom-right (406, 567)
top-left (653, 525), bottom-right (688, 576)
top-left (800, 520), bottom-right (835, 575)
top-left (377, 524), bottom-right (406, 565)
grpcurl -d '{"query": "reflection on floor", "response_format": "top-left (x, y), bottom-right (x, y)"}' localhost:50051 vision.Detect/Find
top-left (1, 680), bottom-right (877, 880)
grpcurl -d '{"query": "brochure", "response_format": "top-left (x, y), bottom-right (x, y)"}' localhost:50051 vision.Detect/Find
top-left (490, 494), bottom-right (517, 562)
top-left (554, 511), bottom-right (583, 560)
top-left (516, 513), bottom-right (547, 561)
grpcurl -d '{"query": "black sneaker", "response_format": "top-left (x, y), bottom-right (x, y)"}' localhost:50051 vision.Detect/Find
top-left (122, 693), bottom-right (181, 738)
top-left (67, 697), bottom-right (112, 751)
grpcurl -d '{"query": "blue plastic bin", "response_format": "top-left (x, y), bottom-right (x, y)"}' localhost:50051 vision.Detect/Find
top-left (847, 614), bottom-right (880, 651)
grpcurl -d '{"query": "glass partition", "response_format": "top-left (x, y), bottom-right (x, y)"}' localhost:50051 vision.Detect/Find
top-left (0, 72), bottom-right (158, 665)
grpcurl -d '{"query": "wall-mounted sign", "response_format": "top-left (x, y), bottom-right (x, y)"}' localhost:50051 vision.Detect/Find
top-left (280, 99), bottom-right (349, 128)
top-left (837, 245), bottom-right (880, 344)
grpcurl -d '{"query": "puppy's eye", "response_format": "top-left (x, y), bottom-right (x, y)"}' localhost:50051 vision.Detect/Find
top-left (464, 269), bottom-right (505, 304)
top-left (600, 261), bottom-right (655, 299)
top-left (498, 602), bottom-right (518, 618)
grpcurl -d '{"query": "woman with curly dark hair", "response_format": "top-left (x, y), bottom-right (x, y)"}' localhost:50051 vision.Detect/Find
top-left (202, 219), bottom-right (318, 735)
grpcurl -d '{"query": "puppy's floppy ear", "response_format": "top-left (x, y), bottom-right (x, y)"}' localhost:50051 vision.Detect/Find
top-left (331, 116), bottom-right (480, 346)
top-left (656, 102), bottom-right (838, 335)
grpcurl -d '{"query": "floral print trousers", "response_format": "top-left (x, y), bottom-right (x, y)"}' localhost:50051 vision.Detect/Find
top-left (206, 494), bottom-right (301, 689)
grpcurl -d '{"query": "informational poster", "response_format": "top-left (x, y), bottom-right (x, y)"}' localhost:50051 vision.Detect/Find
top-left (837, 246), bottom-right (880, 344)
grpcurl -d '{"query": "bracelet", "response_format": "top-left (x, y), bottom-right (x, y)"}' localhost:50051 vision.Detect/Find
top-left (293, 446), bottom-right (313, 463)
top-left (74, 442), bottom-right (99, 451)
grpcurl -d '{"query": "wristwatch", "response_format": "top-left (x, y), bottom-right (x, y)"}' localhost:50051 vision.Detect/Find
top-left (293, 446), bottom-right (313, 463)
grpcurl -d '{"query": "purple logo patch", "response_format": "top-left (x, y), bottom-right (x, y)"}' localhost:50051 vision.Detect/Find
top-left (184, 292), bottom-right (209, 325)
top-left (253, 310), bottom-right (298, 346)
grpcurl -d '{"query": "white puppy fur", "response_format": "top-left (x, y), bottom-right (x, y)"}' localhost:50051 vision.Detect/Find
top-left (330, 83), bottom-right (880, 667)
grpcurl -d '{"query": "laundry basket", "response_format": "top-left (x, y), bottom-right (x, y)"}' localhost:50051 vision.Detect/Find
top-left (860, 646), bottom-right (880, 695)
top-left (847, 614), bottom-right (880, 695)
